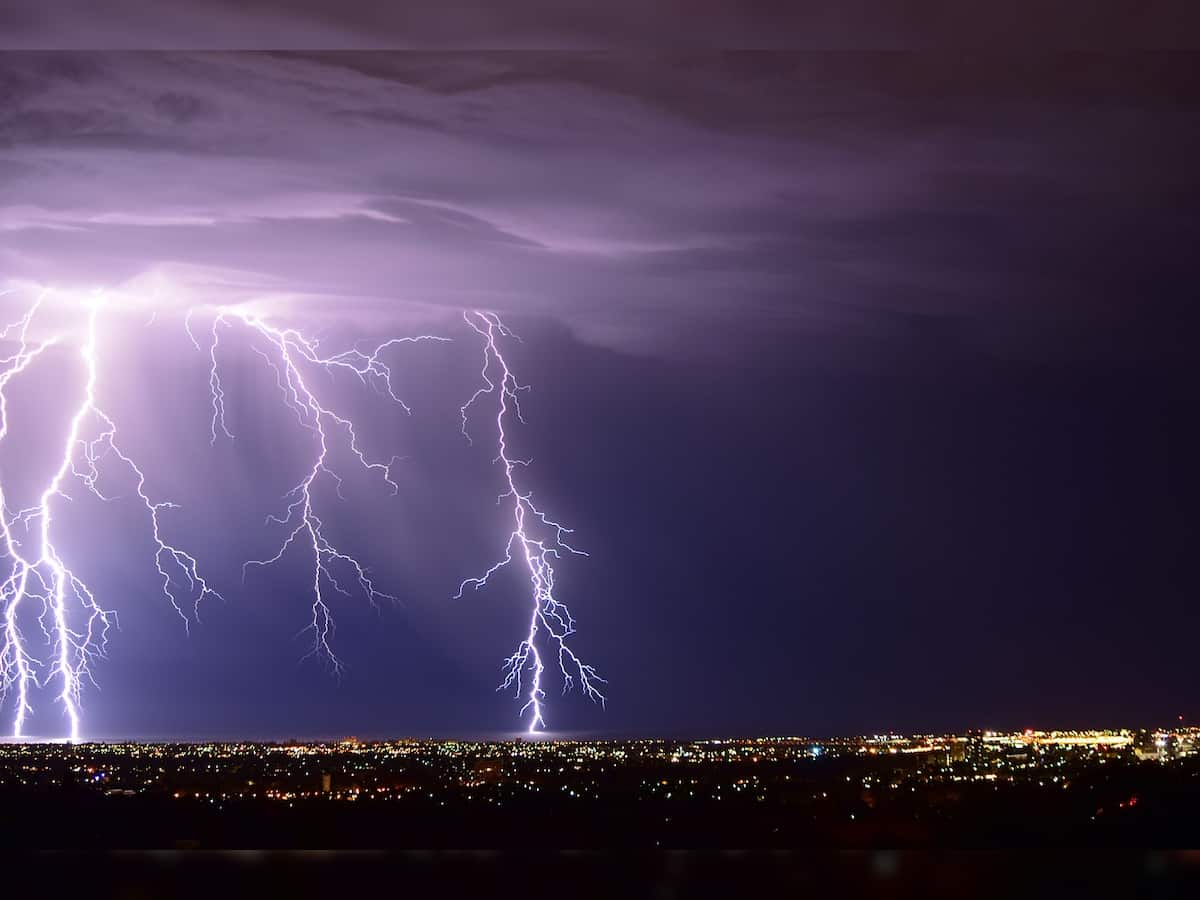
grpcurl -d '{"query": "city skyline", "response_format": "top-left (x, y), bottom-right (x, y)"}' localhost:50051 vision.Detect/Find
top-left (3, 724), bottom-right (1198, 850)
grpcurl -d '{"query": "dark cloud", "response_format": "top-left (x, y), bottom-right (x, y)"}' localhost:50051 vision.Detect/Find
top-left (1, 1), bottom-right (1197, 49)
top-left (0, 50), bottom-right (1196, 364)
top-left (152, 91), bottom-right (219, 124)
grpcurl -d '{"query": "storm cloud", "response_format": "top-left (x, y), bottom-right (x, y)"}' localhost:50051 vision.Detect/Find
top-left (1, 50), bottom-right (1196, 360)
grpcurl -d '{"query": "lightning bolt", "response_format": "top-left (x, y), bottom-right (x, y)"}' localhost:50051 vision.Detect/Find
top-left (0, 290), bottom-right (219, 739)
top-left (458, 311), bottom-right (605, 732)
top-left (196, 307), bottom-right (449, 672)
top-left (1, 287), bottom-right (608, 738)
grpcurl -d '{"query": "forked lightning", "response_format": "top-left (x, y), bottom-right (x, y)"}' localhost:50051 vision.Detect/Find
top-left (0, 287), bottom-right (605, 738)
top-left (458, 312), bottom-right (605, 731)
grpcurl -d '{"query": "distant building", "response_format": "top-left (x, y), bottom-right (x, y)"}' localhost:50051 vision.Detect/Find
top-left (470, 759), bottom-right (503, 784)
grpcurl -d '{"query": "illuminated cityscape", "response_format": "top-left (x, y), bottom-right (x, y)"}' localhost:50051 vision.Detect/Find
top-left (1, 727), bottom-right (1197, 848)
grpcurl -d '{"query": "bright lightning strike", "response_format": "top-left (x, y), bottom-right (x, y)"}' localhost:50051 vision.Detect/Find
top-left (458, 311), bottom-right (605, 732)
top-left (0, 287), bottom-right (607, 739)
top-left (195, 307), bottom-right (449, 673)
top-left (0, 290), bottom-right (219, 740)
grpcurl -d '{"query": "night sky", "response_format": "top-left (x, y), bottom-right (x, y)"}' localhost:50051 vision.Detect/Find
top-left (1, 5), bottom-right (1197, 739)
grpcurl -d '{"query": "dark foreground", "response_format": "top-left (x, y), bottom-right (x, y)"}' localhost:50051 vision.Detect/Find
top-left (13, 850), bottom-right (1200, 900)
top-left (4, 761), bottom-right (1200, 848)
